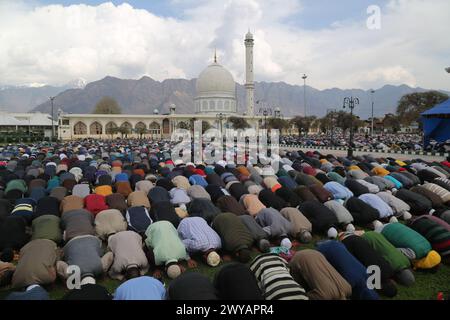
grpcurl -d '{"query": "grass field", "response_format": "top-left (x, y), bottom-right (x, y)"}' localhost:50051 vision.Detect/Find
top-left (1, 242), bottom-right (449, 300)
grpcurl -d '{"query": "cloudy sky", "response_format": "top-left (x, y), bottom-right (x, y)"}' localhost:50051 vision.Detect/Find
top-left (1, 0), bottom-right (449, 90)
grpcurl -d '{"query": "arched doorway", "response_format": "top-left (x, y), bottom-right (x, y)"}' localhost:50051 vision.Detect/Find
top-left (73, 121), bottom-right (87, 135)
top-left (162, 118), bottom-right (170, 135)
top-left (89, 121), bottom-right (103, 135)
top-left (120, 122), bottom-right (132, 138)
top-left (135, 121), bottom-right (147, 138)
top-left (149, 122), bottom-right (161, 139)
top-left (105, 122), bottom-right (118, 137)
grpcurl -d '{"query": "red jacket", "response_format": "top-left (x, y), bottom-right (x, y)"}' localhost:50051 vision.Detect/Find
top-left (84, 194), bottom-right (109, 216)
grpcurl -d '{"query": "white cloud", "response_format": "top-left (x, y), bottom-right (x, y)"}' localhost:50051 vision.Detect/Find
top-left (356, 66), bottom-right (417, 88)
top-left (0, 0), bottom-right (449, 91)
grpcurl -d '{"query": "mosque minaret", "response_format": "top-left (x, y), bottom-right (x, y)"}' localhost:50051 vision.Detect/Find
top-left (244, 30), bottom-right (255, 117)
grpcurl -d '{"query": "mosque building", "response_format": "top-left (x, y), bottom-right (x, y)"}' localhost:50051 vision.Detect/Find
top-left (52, 31), bottom-right (288, 140)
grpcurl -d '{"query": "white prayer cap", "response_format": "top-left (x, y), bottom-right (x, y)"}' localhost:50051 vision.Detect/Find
top-left (217, 160), bottom-right (227, 168)
top-left (174, 159), bottom-right (184, 166)
top-left (81, 276), bottom-right (96, 285)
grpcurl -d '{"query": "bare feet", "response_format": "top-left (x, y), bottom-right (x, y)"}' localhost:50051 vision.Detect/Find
top-left (291, 240), bottom-right (301, 248)
top-left (222, 254), bottom-right (233, 262)
top-left (187, 259), bottom-right (198, 268)
top-left (153, 269), bottom-right (162, 279)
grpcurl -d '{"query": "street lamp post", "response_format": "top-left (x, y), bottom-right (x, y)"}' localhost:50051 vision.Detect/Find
top-left (326, 108), bottom-right (336, 138)
top-left (258, 107), bottom-right (272, 129)
top-left (216, 112), bottom-right (224, 134)
top-left (302, 74), bottom-right (307, 116)
top-left (342, 96), bottom-right (359, 158)
top-left (57, 108), bottom-right (63, 141)
top-left (370, 89), bottom-right (375, 137)
top-left (446, 67), bottom-right (450, 73)
top-left (49, 96), bottom-right (55, 142)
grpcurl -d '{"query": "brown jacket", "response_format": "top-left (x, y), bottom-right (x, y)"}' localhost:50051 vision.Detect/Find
top-left (95, 209), bottom-right (128, 240)
top-left (12, 239), bottom-right (58, 289)
top-left (280, 207), bottom-right (312, 236)
top-left (60, 195), bottom-right (84, 214)
top-left (106, 193), bottom-right (128, 213)
top-left (115, 181), bottom-right (133, 198)
top-left (289, 249), bottom-right (351, 300)
top-left (127, 191), bottom-right (151, 208)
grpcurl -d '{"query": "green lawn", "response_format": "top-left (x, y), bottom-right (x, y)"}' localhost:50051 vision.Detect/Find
top-left (1, 242), bottom-right (448, 300)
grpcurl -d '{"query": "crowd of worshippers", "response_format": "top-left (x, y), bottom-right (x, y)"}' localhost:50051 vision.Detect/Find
top-left (1, 142), bottom-right (450, 300)
top-left (281, 133), bottom-right (428, 151)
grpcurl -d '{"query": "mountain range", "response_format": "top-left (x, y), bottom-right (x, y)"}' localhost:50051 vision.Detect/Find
top-left (2, 76), bottom-right (448, 119)
top-left (0, 78), bottom-right (87, 113)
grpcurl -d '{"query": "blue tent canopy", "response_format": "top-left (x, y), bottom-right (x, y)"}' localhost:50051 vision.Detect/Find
top-left (420, 99), bottom-right (450, 146)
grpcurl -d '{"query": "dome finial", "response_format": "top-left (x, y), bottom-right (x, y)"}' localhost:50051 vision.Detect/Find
top-left (214, 48), bottom-right (217, 63)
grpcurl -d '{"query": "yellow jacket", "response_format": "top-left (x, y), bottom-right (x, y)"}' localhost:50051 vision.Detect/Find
top-left (372, 167), bottom-right (390, 176)
top-left (95, 185), bottom-right (113, 197)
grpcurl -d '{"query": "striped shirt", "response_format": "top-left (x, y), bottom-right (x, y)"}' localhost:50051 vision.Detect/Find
top-left (11, 203), bottom-right (34, 217)
top-left (177, 217), bottom-right (222, 253)
top-left (249, 253), bottom-right (308, 300)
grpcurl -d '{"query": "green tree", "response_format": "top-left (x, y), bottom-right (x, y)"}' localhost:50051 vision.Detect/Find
top-left (106, 126), bottom-right (119, 138)
top-left (266, 117), bottom-right (289, 131)
top-left (202, 121), bottom-right (211, 133)
top-left (396, 91), bottom-right (448, 126)
top-left (333, 111), bottom-right (364, 133)
top-left (92, 96), bottom-right (122, 114)
top-left (318, 116), bottom-right (332, 133)
top-left (382, 114), bottom-right (401, 133)
top-left (177, 121), bottom-right (189, 130)
top-left (135, 127), bottom-right (148, 139)
top-left (118, 126), bottom-right (130, 138)
top-left (228, 116), bottom-right (250, 130)
top-left (290, 116), bottom-right (317, 137)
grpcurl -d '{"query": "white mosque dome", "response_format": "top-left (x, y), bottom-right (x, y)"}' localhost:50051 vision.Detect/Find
top-left (196, 62), bottom-right (235, 97)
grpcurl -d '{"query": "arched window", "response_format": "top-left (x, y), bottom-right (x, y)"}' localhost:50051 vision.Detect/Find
top-left (162, 119), bottom-right (170, 134)
top-left (105, 122), bottom-right (118, 135)
top-left (119, 122), bottom-right (132, 138)
top-left (135, 122), bottom-right (146, 131)
top-left (218, 100), bottom-right (223, 110)
top-left (224, 101), bottom-right (230, 110)
top-left (120, 122), bottom-right (132, 130)
top-left (73, 121), bottom-right (87, 135)
top-left (202, 101), bottom-right (208, 111)
top-left (176, 121), bottom-right (188, 130)
top-left (149, 122), bottom-right (161, 135)
top-left (209, 100), bottom-right (215, 111)
top-left (89, 121), bottom-right (102, 135)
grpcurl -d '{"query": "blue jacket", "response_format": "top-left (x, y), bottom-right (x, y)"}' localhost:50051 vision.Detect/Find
top-left (317, 240), bottom-right (379, 300)
top-left (189, 174), bottom-right (208, 188)
top-left (6, 285), bottom-right (49, 300)
top-left (384, 175), bottom-right (403, 189)
top-left (114, 276), bottom-right (166, 300)
top-left (324, 181), bottom-right (354, 200)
